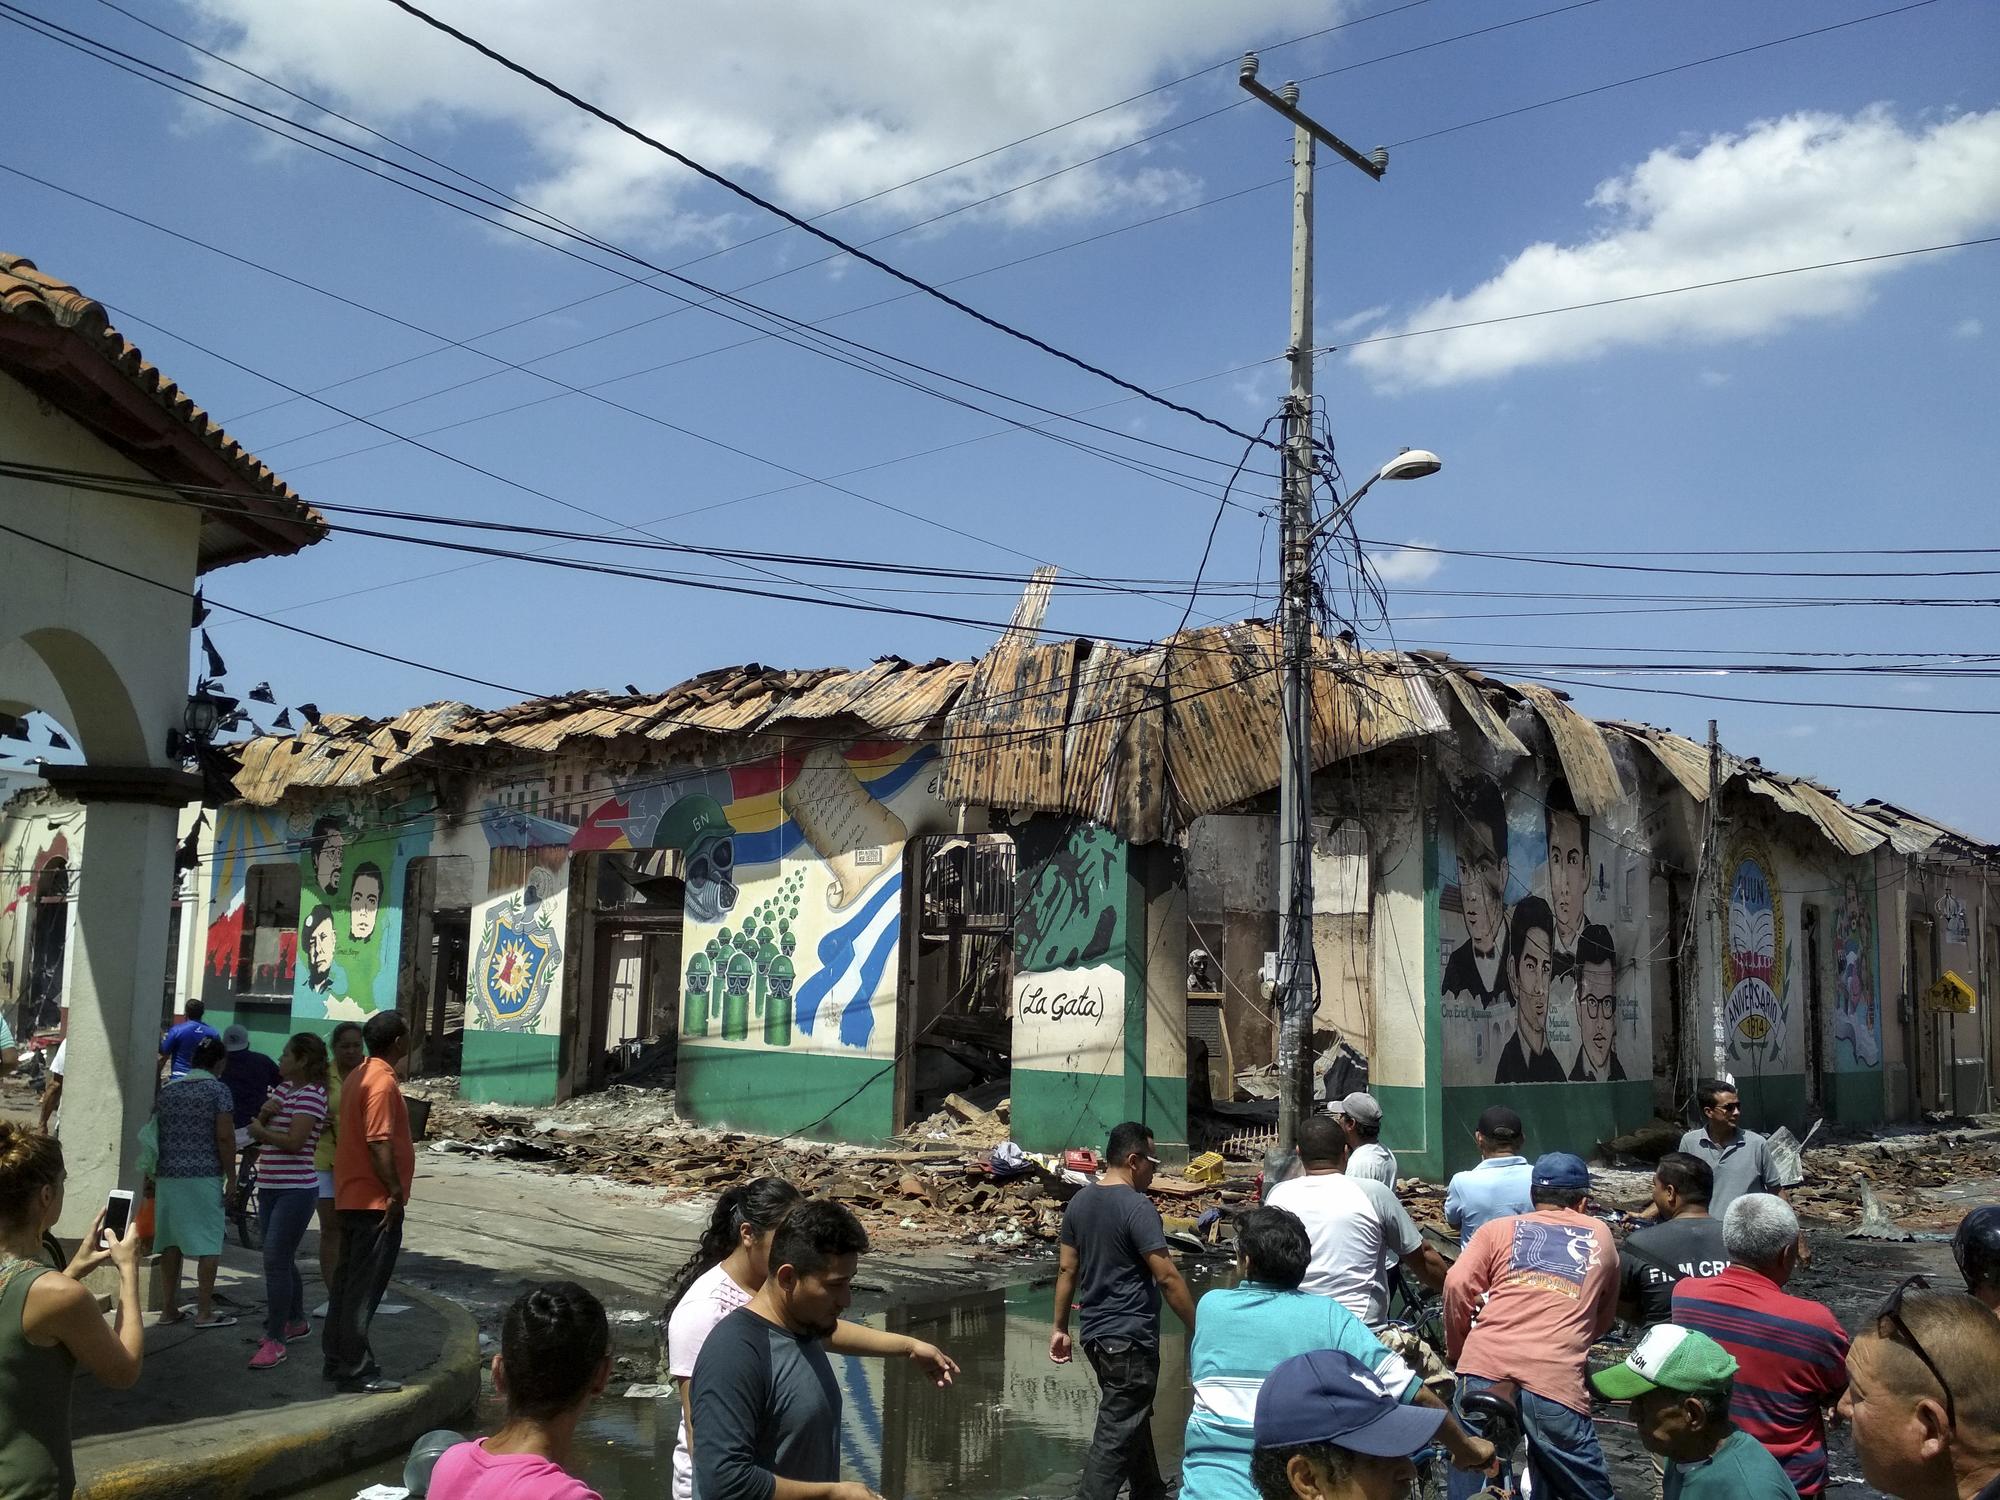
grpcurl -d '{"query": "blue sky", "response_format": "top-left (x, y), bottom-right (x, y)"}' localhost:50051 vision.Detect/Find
top-left (5, 0), bottom-right (1997, 831)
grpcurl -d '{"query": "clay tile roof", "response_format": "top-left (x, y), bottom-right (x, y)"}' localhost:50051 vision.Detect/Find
top-left (0, 251), bottom-right (325, 569)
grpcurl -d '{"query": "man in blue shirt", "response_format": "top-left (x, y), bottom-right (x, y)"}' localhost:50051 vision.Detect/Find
top-left (159, 998), bottom-right (220, 1080)
top-left (1443, 1106), bottom-right (1534, 1244)
top-left (1183, 1207), bottom-right (1492, 1500)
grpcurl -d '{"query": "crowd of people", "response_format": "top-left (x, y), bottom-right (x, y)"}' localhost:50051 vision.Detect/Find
top-left (4, 1012), bottom-right (2000, 1500)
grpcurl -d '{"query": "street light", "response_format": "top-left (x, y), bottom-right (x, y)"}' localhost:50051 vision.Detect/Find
top-left (1304, 449), bottom-right (1443, 544)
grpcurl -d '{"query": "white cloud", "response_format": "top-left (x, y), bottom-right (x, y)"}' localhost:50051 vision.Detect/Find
top-left (1323, 303), bottom-right (1391, 339)
top-left (1698, 368), bottom-right (1731, 387)
top-left (1367, 541), bottom-right (1444, 586)
top-left (1955, 317), bottom-right (1985, 338)
top-left (183, 0), bottom-right (1333, 247)
top-left (1348, 106), bottom-right (2000, 390)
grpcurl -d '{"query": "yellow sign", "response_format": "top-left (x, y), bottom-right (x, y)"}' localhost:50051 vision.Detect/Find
top-left (1925, 971), bottom-right (1977, 1014)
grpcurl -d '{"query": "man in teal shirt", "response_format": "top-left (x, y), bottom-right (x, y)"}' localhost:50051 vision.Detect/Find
top-left (1592, 1323), bottom-right (1797, 1500)
top-left (1182, 1207), bottom-right (1492, 1500)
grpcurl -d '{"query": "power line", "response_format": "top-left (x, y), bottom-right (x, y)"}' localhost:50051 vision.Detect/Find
top-left (1347, 538), bottom-right (2000, 580)
top-left (1319, 236), bottom-right (2000, 356)
top-left (1385, 0), bottom-right (1941, 149)
top-left (375, 0), bottom-right (1274, 452)
top-left (0, 5), bottom-right (1275, 493)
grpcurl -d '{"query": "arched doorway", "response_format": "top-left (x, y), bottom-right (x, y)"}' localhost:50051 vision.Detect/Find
top-left (24, 856), bottom-right (68, 1035)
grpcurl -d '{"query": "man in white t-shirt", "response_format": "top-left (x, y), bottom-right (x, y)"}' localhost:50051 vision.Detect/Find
top-left (1266, 1115), bottom-right (1447, 1327)
top-left (38, 1037), bottom-right (65, 1136)
top-left (1334, 1091), bottom-right (1398, 1187)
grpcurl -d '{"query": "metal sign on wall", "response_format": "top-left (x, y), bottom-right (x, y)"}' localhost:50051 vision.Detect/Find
top-left (1925, 970), bottom-right (1977, 1015)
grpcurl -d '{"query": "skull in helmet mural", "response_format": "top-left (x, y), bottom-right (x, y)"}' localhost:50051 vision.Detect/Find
top-left (654, 793), bottom-right (740, 924)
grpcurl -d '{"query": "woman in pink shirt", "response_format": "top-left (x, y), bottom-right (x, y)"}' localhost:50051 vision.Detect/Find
top-left (429, 1281), bottom-right (609, 1500)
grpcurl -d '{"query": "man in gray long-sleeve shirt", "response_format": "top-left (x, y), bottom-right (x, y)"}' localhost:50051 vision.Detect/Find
top-left (691, 1199), bottom-right (881, 1500)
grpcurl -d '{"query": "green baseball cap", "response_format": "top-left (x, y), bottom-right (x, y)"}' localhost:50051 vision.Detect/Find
top-left (1591, 1325), bottom-right (1738, 1400)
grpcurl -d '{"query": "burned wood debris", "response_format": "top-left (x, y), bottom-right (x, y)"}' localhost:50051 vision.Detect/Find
top-left (417, 1085), bottom-right (1256, 1252)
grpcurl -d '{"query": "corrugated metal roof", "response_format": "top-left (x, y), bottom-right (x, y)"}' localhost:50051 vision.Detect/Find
top-left (219, 629), bottom-right (1992, 862)
top-left (937, 624), bottom-right (1445, 842)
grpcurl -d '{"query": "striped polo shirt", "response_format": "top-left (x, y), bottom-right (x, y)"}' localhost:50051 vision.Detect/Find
top-left (1671, 1265), bottom-right (1850, 1496)
top-left (258, 1082), bottom-right (328, 1191)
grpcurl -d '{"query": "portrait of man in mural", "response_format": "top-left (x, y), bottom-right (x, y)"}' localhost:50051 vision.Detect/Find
top-left (1443, 778), bottom-right (1512, 1007)
top-left (309, 817), bottom-right (345, 897)
top-left (348, 862), bottom-right (382, 944)
top-left (654, 793), bottom-right (739, 925)
top-left (1545, 780), bottom-right (1590, 976)
top-left (1568, 922), bottom-right (1625, 1082)
top-left (1497, 895), bottom-right (1565, 1084)
top-left (304, 904), bottom-right (336, 995)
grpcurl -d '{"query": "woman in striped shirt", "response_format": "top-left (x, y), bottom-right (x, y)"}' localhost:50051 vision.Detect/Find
top-left (246, 1033), bottom-right (331, 1370)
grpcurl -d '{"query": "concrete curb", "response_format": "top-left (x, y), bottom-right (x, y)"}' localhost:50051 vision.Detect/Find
top-left (76, 1282), bottom-right (482, 1500)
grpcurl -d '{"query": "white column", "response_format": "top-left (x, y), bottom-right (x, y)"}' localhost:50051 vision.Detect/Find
top-left (56, 796), bottom-right (180, 1237)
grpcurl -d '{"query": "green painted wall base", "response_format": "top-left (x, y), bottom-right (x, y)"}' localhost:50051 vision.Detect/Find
top-left (677, 1044), bottom-right (894, 1145)
top-left (1378, 1083), bottom-right (1440, 1182)
top-left (1733, 1071), bottom-right (1809, 1135)
top-left (1014, 1067), bottom-right (1187, 1157)
top-left (461, 1030), bottom-right (562, 1107)
top-left (1825, 1068), bottom-right (1884, 1129)
top-left (1438, 1081), bottom-right (1653, 1178)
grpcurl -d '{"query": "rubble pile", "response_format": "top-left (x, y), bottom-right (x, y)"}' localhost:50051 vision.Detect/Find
top-left (415, 1084), bottom-right (1253, 1252)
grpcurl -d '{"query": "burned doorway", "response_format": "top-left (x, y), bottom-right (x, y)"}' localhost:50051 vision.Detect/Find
top-left (581, 849), bottom-right (684, 1090)
top-left (400, 854), bottom-right (475, 1078)
top-left (24, 858), bottom-right (69, 1035)
top-left (896, 832), bottom-right (1015, 1129)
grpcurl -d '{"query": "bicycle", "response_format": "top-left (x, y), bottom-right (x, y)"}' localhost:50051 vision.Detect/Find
top-left (232, 1147), bottom-right (264, 1251)
top-left (1457, 1380), bottom-right (1524, 1500)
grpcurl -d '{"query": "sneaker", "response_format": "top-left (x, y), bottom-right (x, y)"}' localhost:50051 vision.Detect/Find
top-left (283, 1320), bottom-right (312, 1343)
top-left (249, 1339), bottom-right (287, 1371)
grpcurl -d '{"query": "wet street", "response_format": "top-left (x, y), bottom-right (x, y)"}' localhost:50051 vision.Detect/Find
top-left (296, 1218), bottom-right (1970, 1500)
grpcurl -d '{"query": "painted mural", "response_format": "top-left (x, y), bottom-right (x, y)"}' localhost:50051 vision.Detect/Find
top-left (560, 740), bottom-right (943, 1059)
top-left (469, 883), bottom-right (567, 1035)
top-left (1723, 838), bottom-right (1789, 1070)
top-left (1011, 821), bottom-right (1126, 1080)
top-left (1830, 872), bottom-right (1881, 1070)
top-left (201, 804), bottom-right (294, 1002)
top-left (291, 798), bottom-right (432, 1023)
top-left (1439, 771), bottom-right (1650, 1087)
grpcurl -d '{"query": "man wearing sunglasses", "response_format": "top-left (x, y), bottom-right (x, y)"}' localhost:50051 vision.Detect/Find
top-left (1841, 1280), bottom-right (2000, 1500)
top-left (1672, 1194), bottom-right (1848, 1498)
top-left (1677, 1079), bottom-right (1783, 1221)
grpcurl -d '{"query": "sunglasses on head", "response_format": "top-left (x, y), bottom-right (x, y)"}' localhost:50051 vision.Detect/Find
top-left (1874, 1274), bottom-right (1956, 1429)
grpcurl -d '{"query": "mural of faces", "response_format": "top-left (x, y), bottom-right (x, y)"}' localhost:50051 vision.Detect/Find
top-left (1546, 803), bottom-right (1589, 951)
top-left (305, 906), bottom-right (335, 994)
top-left (1575, 955), bottom-right (1620, 1081)
top-left (1457, 813), bottom-right (1508, 953)
top-left (312, 820), bottom-right (345, 896)
top-left (349, 864), bottom-right (382, 943)
top-left (1442, 771), bottom-right (1648, 1090)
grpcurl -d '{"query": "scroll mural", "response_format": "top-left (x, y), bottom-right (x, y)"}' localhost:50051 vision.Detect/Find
top-left (1831, 873), bottom-right (1880, 1070)
top-left (1723, 839), bottom-right (1796, 1073)
top-left (291, 801), bottom-right (431, 1022)
top-left (1439, 771), bottom-right (1649, 1087)
top-left (1011, 821), bottom-right (1125, 1078)
top-left (565, 740), bottom-right (941, 1059)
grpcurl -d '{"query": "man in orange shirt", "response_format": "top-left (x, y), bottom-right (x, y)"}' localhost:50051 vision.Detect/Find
top-left (326, 1010), bottom-right (414, 1393)
top-left (1444, 1152), bottom-right (1619, 1500)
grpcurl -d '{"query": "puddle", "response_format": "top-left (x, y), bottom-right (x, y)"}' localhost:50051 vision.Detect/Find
top-left (292, 1269), bottom-right (1216, 1500)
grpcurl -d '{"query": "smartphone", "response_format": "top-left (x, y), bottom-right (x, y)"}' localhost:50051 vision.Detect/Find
top-left (102, 1189), bottom-right (135, 1249)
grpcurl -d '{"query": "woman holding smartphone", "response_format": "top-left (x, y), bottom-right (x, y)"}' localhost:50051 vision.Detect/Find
top-left (0, 1121), bottom-right (145, 1499)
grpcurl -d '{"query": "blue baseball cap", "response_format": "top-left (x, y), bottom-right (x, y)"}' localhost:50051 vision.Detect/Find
top-left (1253, 1349), bottom-right (1446, 1457)
top-left (1532, 1152), bottom-right (1592, 1192)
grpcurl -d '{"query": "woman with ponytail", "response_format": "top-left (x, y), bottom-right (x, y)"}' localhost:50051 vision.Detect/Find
top-left (662, 1177), bottom-right (803, 1500)
top-left (661, 1178), bottom-right (960, 1500)
top-left (428, 1279), bottom-right (609, 1499)
top-left (0, 1123), bottom-right (145, 1498)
